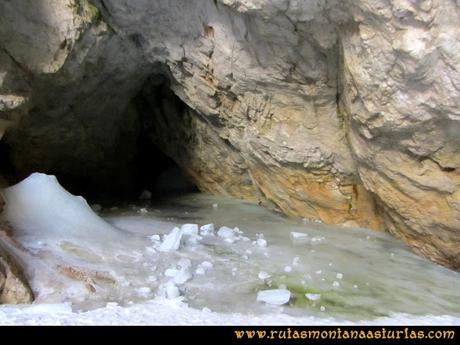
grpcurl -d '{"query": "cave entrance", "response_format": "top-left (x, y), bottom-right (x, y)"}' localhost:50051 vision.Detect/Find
top-left (0, 74), bottom-right (199, 205)
top-left (132, 74), bottom-right (199, 202)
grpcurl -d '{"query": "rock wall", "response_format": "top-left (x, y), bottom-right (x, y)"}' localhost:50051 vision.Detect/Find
top-left (0, 0), bottom-right (459, 270)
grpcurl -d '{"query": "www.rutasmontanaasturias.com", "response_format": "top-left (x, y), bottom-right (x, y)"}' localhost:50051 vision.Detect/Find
top-left (234, 327), bottom-right (456, 340)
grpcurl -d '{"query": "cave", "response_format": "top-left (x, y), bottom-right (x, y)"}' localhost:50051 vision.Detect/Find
top-left (1, 0), bottom-right (460, 325)
top-left (0, 74), bottom-right (198, 205)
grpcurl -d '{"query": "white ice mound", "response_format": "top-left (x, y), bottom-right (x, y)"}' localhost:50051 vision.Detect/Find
top-left (1, 173), bottom-right (123, 241)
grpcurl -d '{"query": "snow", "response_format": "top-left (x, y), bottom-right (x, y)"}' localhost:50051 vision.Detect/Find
top-left (257, 289), bottom-right (291, 305)
top-left (1, 299), bottom-right (459, 325)
top-left (159, 227), bottom-right (184, 252)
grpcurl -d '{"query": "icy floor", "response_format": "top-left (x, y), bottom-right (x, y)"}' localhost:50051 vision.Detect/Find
top-left (1, 174), bottom-right (460, 325)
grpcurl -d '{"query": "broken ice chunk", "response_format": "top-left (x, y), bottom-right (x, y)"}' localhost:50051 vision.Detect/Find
top-left (181, 224), bottom-right (199, 236)
top-left (195, 261), bottom-right (213, 276)
top-left (159, 227), bottom-right (183, 252)
top-left (173, 269), bottom-right (192, 285)
top-left (217, 226), bottom-right (236, 239)
top-left (332, 281), bottom-right (340, 288)
top-left (234, 227), bottom-right (243, 234)
top-left (292, 256), bottom-right (300, 266)
top-left (284, 266), bottom-right (293, 273)
top-left (195, 267), bottom-right (206, 275)
top-left (166, 282), bottom-right (180, 299)
top-left (258, 271), bottom-right (271, 280)
top-left (257, 289), bottom-right (291, 305)
top-left (165, 259), bottom-right (192, 284)
top-left (165, 268), bottom-right (180, 278)
top-left (150, 234), bottom-right (161, 242)
top-left (336, 273), bottom-right (343, 280)
top-left (136, 287), bottom-right (152, 298)
top-left (305, 293), bottom-right (321, 301)
top-left (164, 268), bottom-right (191, 285)
top-left (199, 223), bottom-right (215, 236)
top-left (231, 267), bottom-right (238, 276)
top-left (311, 236), bottom-right (325, 244)
top-left (290, 232), bottom-right (309, 244)
top-left (200, 261), bottom-right (213, 269)
top-left (256, 238), bottom-right (267, 247)
top-left (178, 258), bottom-right (192, 270)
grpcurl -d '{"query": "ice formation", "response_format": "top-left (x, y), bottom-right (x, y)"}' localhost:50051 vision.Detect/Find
top-left (258, 271), bottom-right (271, 280)
top-left (199, 223), bottom-right (215, 236)
top-left (290, 232), bottom-right (309, 244)
top-left (181, 224), bottom-right (199, 236)
top-left (0, 174), bottom-right (459, 325)
top-left (1, 173), bottom-right (125, 243)
top-left (159, 227), bottom-right (184, 252)
top-left (217, 226), bottom-right (236, 239)
top-left (305, 293), bottom-right (321, 301)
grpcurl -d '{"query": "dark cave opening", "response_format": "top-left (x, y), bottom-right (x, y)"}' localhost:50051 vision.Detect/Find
top-left (0, 76), bottom-right (199, 205)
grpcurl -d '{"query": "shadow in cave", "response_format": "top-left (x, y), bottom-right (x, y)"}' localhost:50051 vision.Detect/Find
top-left (0, 75), bottom-right (199, 207)
top-left (135, 131), bottom-right (198, 202)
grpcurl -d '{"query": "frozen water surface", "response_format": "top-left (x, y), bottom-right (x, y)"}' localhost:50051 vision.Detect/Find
top-left (0, 173), bottom-right (460, 324)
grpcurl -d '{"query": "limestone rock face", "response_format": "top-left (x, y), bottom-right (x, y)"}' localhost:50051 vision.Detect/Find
top-left (339, 0), bottom-right (460, 269)
top-left (0, 0), bottom-right (459, 270)
top-left (0, 224), bottom-right (33, 304)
